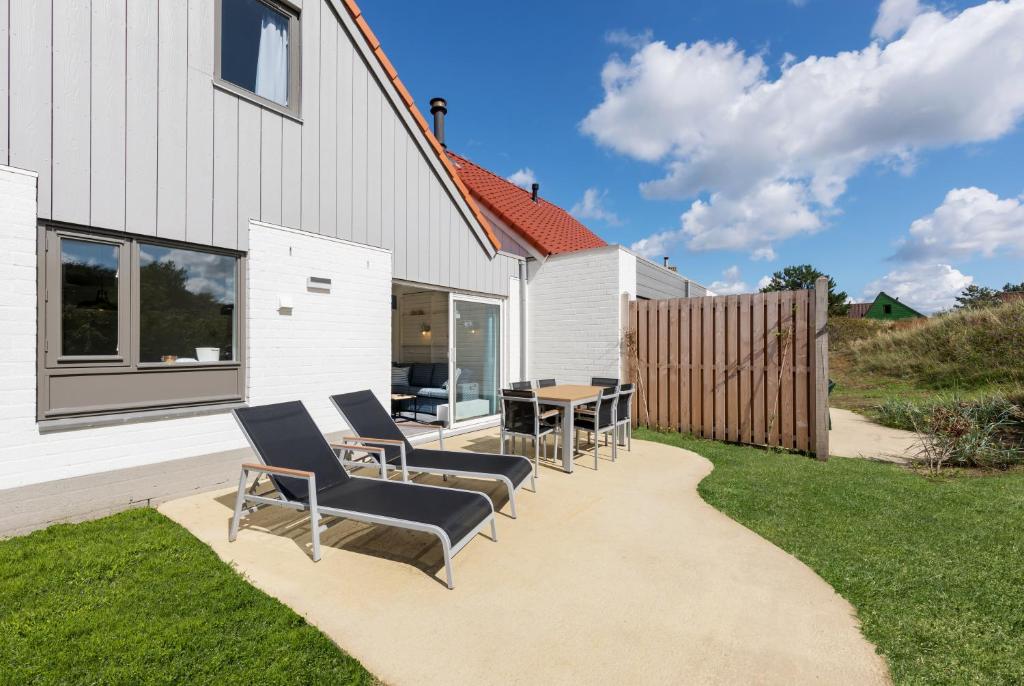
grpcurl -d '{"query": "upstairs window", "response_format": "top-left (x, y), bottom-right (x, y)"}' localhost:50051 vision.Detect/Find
top-left (217, 0), bottom-right (299, 111)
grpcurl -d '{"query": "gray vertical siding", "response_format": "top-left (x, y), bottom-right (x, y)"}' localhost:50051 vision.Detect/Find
top-left (7, 0), bottom-right (518, 296)
top-left (635, 257), bottom-right (708, 300)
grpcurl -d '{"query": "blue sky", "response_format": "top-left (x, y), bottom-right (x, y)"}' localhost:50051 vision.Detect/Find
top-left (364, 0), bottom-right (1024, 311)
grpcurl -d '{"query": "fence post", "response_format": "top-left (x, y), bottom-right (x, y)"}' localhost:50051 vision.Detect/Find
top-left (813, 276), bottom-right (830, 461)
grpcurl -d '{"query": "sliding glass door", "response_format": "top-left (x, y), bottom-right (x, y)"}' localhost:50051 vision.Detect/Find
top-left (450, 296), bottom-right (502, 423)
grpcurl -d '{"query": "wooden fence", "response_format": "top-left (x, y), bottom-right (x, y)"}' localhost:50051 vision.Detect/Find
top-left (627, 277), bottom-right (829, 458)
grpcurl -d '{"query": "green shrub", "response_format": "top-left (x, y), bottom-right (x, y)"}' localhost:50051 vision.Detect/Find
top-left (827, 316), bottom-right (893, 351)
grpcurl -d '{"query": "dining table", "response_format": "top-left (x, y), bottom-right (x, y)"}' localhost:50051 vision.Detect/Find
top-left (533, 384), bottom-right (604, 473)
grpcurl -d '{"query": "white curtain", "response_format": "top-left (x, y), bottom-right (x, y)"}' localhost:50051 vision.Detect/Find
top-left (254, 9), bottom-right (289, 106)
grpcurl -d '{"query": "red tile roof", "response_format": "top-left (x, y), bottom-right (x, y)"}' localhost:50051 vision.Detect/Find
top-left (446, 151), bottom-right (608, 256)
top-left (339, 0), bottom-right (500, 252)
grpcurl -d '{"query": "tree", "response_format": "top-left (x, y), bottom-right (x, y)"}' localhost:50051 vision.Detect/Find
top-left (759, 264), bottom-right (849, 316)
top-left (1002, 281), bottom-right (1024, 293)
top-left (955, 284), bottom-right (1002, 309)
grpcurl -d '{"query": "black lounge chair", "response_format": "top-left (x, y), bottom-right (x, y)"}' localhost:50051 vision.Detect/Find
top-left (330, 390), bottom-right (535, 518)
top-left (231, 401), bottom-right (497, 589)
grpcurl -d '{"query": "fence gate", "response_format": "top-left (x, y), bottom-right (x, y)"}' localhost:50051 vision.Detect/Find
top-left (627, 277), bottom-right (829, 459)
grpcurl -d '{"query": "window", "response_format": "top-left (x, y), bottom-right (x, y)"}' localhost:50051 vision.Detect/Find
top-left (217, 0), bottom-right (299, 112)
top-left (39, 226), bottom-right (245, 421)
top-left (883, 304), bottom-right (893, 314)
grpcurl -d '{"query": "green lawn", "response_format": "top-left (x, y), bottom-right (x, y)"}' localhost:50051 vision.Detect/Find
top-left (636, 427), bottom-right (1024, 686)
top-left (0, 508), bottom-right (373, 686)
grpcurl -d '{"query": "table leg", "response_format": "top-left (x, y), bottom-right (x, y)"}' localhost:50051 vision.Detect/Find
top-left (563, 402), bottom-right (575, 473)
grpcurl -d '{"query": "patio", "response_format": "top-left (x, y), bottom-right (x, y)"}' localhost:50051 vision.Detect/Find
top-left (159, 430), bottom-right (889, 685)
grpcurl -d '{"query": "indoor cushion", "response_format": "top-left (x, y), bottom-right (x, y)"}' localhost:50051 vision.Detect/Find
top-left (391, 366), bottom-right (410, 386)
top-left (409, 363), bottom-right (433, 387)
top-left (417, 387), bottom-right (449, 399)
top-left (429, 362), bottom-right (449, 388)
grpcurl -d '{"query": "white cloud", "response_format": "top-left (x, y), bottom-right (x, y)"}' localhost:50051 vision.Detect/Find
top-left (751, 246), bottom-right (776, 261)
top-left (893, 186), bottom-right (1024, 261)
top-left (506, 168), bottom-right (537, 189)
top-left (757, 275), bottom-right (773, 290)
top-left (863, 262), bottom-right (972, 313)
top-left (582, 1), bottom-right (1024, 252)
top-left (570, 187), bottom-right (621, 225)
top-left (630, 230), bottom-right (676, 260)
top-left (872, 0), bottom-right (928, 40)
top-left (708, 265), bottom-right (751, 295)
top-left (605, 28), bottom-right (654, 50)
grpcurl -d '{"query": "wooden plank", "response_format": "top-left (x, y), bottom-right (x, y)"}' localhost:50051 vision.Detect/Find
top-left (336, 37), bottom-right (354, 240)
top-left (738, 294), bottom-right (752, 445)
top-left (794, 290), bottom-right (810, 452)
top-left (9, 1), bottom-right (51, 215)
top-left (647, 300), bottom-right (659, 428)
top-left (211, 90), bottom-right (238, 248)
top-left (350, 55), bottom-right (367, 244)
top-left (92, 0), bottom-right (128, 231)
top-left (300, 0), bottom-right (320, 233)
top-left (635, 300), bottom-right (648, 425)
top-left (691, 299), bottom-right (702, 436)
top-left (679, 299), bottom-right (690, 433)
top-left (752, 293), bottom-right (766, 445)
top-left (51, 0), bottom-right (91, 224)
top-left (713, 296), bottom-right (726, 441)
top-left (236, 101), bottom-right (261, 250)
top-left (0, 0), bottom-right (7, 165)
top-left (702, 297), bottom-right (714, 440)
top-left (260, 111), bottom-right (283, 225)
top-left (668, 301), bottom-right (680, 431)
top-left (281, 120), bottom-right (302, 228)
top-left (319, 16), bottom-right (338, 237)
top-left (726, 296), bottom-right (740, 443)
top-left (779, 290), bottom-right (796, 449)
top-left (657, 300), bottom-right (669, 428)
top-left (125, 0), bottom-right (159, 235)
top-left (765, 291), bottom-right (780, 447)
top-left (157, 0), bottom-right (188, 239)
top-left (813, 277), bottom-right (831, 460)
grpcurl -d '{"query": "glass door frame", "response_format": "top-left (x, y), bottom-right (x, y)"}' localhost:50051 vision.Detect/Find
top-left (447, 292), bottom-right (505, 428)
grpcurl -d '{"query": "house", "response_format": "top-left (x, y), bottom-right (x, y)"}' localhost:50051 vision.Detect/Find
top-left (0, 0), bottom-right (704, 535)
top-left (847, 292), bottom-right (926, 320)
top-left (428, 103), bottom-right (706, 386)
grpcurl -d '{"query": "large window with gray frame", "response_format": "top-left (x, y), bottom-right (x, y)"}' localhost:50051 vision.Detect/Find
top-left (215, 0), bottom-right (301, 116)
top-left (38, 226), bottom-right (245, 421)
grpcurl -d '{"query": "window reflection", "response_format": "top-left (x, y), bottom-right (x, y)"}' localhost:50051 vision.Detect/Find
top-left (61, 239), bottom-right (119, 356)
top-left (139, 245), bottom-right (236, 363)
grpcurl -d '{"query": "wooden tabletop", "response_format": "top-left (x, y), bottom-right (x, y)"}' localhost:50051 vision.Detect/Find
top-left (534, 384), bottom-right (604, 403)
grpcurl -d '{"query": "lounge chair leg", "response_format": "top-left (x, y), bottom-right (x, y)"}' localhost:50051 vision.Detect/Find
top-left (530, 472), bottom-right (537, 493)
top-left (612, 431), bottom-right (618, 462)
top-left (508, 486), bottom-right (517, 518)
top-left (534, 436), bottom-right (540, 479)
top-left (594, 434), bottom-right (599, 470)
top-left (442, 539), bottom-right (454, 590)
top-left (490, 516), bottom-right (498, 542)
top-left (310, 507), bottom-right (322, 562)
top-left (229, 469), bottom-right (248, 542)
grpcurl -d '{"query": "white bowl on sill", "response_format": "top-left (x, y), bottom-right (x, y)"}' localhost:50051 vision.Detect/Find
top-left (195, 347), bottom-right (220, 362)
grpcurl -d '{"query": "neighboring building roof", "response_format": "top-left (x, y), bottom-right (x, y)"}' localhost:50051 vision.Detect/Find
top-left (997, 291), bottom-right (1024, 303)
top-left (338, 0), bottom-right (500, 252)
top-left (445, 151), bottom-right (608, 256)
top-left (865, 291), bottom-right (926, 320)
top-left (846, 302), bottom-right (871, 319)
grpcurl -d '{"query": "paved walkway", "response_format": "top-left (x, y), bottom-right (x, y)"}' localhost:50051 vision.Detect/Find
top-left (830, 408), bottom-right (918, 463)
top-left (160, 430), bottom-right (890, 685)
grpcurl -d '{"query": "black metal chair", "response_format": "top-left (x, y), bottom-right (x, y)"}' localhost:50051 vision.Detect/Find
top-left (500, 389), bottom-right (560, 478)
top-left (330, 391), bottom-right (535, 517)
top-left (536, 379), bottom-right (557, 388)
top-left (231, 401), bottom-right (497, 589)
top-left (574, 386), bottom-right (619, 468)
top-left (615, 383), bottom-right (635, 451)
top-left (510, 381), bottom-right (533, 390)
top-left (590, 377), bottom-right (619, 388)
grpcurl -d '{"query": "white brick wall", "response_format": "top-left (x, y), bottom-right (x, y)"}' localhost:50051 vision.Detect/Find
top-left (527, 245), bottom-right (636, 384)
top-left (246, 221), bottom-right (391, 431)
top-left (0, 174), bottom-right (391, 490)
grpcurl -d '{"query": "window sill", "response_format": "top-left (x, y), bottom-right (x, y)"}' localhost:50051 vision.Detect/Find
top-left (213, 78), bottom-right (302, 123)
top-left (136, 361), bottom-right (240, 370)
top-left (38, 401), bottom-right (248, 434)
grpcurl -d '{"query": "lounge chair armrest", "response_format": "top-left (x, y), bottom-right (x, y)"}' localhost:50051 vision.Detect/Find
top-left (241, 463), bottom-right (313, 479)
top-left (539, 408), bottom-right (561, 419)
top-left (346, 436), bottom-right (406, 446)
top-left (329, 442), bottom-right (385, 455)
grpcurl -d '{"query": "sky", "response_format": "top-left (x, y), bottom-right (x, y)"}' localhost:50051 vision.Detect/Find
top-left (363, 0), bottom-right (1024, 312)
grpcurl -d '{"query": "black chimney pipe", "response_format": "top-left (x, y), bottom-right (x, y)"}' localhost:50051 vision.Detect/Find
top-left (429, 97), bottom-right (447, 147)
top-left (663, 256), bottom-right (670, 267)
top-left (531, 183), bottom-right (539, 202)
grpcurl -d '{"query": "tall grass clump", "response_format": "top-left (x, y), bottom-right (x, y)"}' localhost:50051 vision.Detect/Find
top-left (847, 300), bottom-right (1024, 390)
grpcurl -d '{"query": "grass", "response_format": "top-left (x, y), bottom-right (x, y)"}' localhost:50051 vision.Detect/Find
top-left (636, 427), bottom-right (1024, 685)
top-left (0, 508), bottom-right (374, 686)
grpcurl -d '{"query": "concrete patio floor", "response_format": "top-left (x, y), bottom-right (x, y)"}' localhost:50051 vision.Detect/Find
top-left (160, 430), bottom-right (890, 685)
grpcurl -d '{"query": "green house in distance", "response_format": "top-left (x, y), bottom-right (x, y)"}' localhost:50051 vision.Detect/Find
top-left (848, 291), bottom-right (926, 320)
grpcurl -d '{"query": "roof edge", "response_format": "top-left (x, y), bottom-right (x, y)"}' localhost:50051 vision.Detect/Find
top-left (337, 0), bottom-right (501, 253)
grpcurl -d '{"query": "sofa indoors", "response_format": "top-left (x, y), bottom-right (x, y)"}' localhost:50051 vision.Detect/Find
top-left (391, 362), bottom-right (478, 418)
